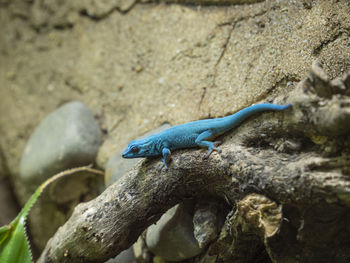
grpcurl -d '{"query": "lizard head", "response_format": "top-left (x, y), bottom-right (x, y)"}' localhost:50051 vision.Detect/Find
top-left (122, 138), bottom-right (158, 158)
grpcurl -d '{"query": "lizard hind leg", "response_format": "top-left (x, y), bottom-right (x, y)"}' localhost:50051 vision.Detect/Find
top-left (195, 130), bottom-right (222, 159)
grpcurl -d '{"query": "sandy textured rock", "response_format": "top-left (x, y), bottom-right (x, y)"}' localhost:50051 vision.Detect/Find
top-left (2, 2), bottom-right (350, 199)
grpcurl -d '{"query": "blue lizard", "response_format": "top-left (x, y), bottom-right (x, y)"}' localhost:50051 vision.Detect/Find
top-left (122, 103), bottom-right (291, 168)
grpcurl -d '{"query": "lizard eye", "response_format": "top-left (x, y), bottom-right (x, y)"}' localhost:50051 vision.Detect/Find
top-left (130, 146), bottom-right (139, 153)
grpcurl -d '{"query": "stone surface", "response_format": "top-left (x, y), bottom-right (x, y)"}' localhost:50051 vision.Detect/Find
top-left (19, 101), bottom-right (101, 190)
top-left (105, 123), bottom-right (171, 186)
top-left (105, 247), bottom-right (137, 263)
top-left (146, 203), bottom-right (203, 262)
top-left (133, 235), bottom-right (153, 263)
top-left (193, 202), bottom-right (221, 248)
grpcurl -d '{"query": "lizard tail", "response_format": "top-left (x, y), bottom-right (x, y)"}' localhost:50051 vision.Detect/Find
top-left (221, 103), bottom-right (291, 132)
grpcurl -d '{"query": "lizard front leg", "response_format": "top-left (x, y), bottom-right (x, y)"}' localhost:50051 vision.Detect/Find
top-left (195, 130), bottom-right (222, 158)
top-left (161, 147), bottom-right (171, 169)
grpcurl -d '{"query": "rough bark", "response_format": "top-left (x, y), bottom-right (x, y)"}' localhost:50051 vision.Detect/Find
top-left (38, 64), bottom-right (350, 263)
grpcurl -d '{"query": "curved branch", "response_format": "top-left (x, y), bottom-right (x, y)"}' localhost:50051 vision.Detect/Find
top-left (37, 140), bottom-right (349, 262)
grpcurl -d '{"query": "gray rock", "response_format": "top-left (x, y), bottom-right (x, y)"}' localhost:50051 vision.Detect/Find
top-left (20, 101), bottom-right (101, 189)
top-left (146, 202), bottom-right (203, 262)
top-left (105, 247), bottom-right (137, 263)
top-left (193, 202), bottom-right (221, 248)
top-left (105, 123), bottom-right (171, 186)
top-left (133, 235), bottom-right (153, 263)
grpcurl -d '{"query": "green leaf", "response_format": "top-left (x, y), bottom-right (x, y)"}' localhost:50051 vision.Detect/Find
top-left (0, 166), bottom-right (103, 263)
top-left (0, 225), bottom-right (11, 246)
top-left (0, 186), bottom-right (42, 263)
top-left (0, 216), bottom-right (32, 263)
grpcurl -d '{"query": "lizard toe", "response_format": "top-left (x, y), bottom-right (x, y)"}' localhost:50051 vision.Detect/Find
top-left (158, 163), bottom-right (168, 171)
top-left (215, 147), bottom-right (222, 153)
top-left (204, 149), bottom-right (213, 159)
top-left (214, 140), bottom-right (222, 146)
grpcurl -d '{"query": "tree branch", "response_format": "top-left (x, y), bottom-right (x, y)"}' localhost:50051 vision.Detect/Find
top-left (38, 143), bottom-right (349, 262)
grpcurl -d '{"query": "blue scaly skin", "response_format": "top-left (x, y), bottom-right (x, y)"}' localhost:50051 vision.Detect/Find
top-left (122, 103), bottom-right (291, 168)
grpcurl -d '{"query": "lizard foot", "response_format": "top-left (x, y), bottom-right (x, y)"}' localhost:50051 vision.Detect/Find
top-left (157, 163), bottom-right (168, 171)
top-left (204, 141), bottom-right (222, 159)
top-left (158, 160), bottom-right (169, 171)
